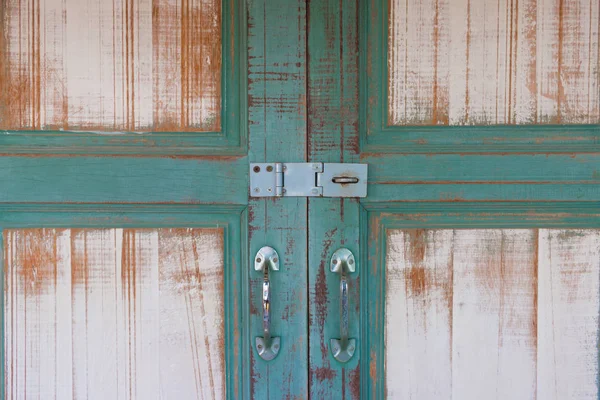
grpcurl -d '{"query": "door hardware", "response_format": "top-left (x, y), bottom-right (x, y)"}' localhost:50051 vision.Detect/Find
top-left (329, 248), bottom-right (357, 363)
top-left (254, 246), bottom-right (281, 361)
top-left (250, 162), bottom-right (368, 197)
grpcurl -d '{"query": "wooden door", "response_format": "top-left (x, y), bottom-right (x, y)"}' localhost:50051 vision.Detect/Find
top-left (0, 0), bottom-right (312, 398)
top-left (306, 0), bottom-right (600, 398)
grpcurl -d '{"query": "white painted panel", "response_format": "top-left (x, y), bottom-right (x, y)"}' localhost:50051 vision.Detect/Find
top-left (385, 229), bottom-right (600, 399)
top-left (4, 228), bottom-right (224, 400)
top-left (388, 0), bottom-right (600, 125)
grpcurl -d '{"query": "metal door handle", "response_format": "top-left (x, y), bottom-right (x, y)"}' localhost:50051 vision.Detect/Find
top-left (255, 246), bottom-right (280, 361)
top-left (329, 248), bottom-right (356, 363)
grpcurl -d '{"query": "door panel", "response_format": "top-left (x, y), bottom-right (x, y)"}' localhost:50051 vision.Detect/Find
top-left (306, 0), bottom-right (599, 398)
top-left (387, 0), bottom-right (600, 126)
top-left (0, 0), bottom-right (244, 154)
top-left (365, 209), bottom-right (600, 399)
top-left (5, 227), bottom-right (225, 399)
top-left (363, 0), bottom-right (599, 153)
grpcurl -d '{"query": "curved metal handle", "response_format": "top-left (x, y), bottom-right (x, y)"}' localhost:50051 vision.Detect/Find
top-left (329, 248), bottom-right (357, 363)
top-left (255, 246), bottom-right (280, 361)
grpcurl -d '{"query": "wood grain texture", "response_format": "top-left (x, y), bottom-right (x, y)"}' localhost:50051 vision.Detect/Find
top-left (388, 0), bottom-right (600, 125)
top-left (538, 229), bottom-right (600, 400)
top-left (247, 0), bottom-right (308, 397)
top-left (385, 228), bottom-right (599, 399)
top-left (307, 0), bottom-right (361, 397)
top-left (0, 0), bottom-right (221, 132)
top-left (4, 228), bottom-right (225, 400)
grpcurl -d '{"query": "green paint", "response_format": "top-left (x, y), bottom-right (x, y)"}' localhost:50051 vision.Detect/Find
top-left (307, 0), bottom-right (362, 398)
top-left (247, 0), bottom-right (309, 397)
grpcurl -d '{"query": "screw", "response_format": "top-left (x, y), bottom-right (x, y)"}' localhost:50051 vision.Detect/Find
top-left (282, 188), bottom-right (287, 194)
top-left (256, 257), bottom-right (262, 263)
top-left (254, 187), bottom-right (260, 193)
top-left (312, 163), bottom-right (320, 171)
top-left (266, 165), bottom-right (273, 172)
top-left (348, 345), bottom-right (355, 352)
top-left (267, 187), bottom-right (272, 192)
top-left (253, 166), bottom-right (261, 173)
top-left (273, 343), bottom-right (279, 351)
top-left (272, 257), bottom-right (278, 263)
top-left (333, 259), bottom-right (338, 264)
top-left (332, 345), bottom-right (339, 352)
top-left (257, 344), bottom-right (263, 350)
top-left (348, 258), bottom-right (354, 265)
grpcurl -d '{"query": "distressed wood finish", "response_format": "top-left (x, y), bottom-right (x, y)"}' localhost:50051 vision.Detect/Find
top-left (388, 0), bottom-right (600, 125)
top-left (247, 0), bottom-right (308, 398)
top-left (384, 228), bottom-right (599, 399)
top-left (307, 0), bottom-right (361, 398)
top-left (0, 0), bottom-right (221, 131)
top-left (4, 227), bottom-right (225, 399)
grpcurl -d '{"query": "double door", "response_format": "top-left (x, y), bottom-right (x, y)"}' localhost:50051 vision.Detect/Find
top-left (0, 0), bottom-right (598, 398)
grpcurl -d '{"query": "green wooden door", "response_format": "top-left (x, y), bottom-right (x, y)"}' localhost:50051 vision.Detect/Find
top-left (306, 0), bottom-right (600, 399)
top-left (0, 0), bottom-right (310, 398)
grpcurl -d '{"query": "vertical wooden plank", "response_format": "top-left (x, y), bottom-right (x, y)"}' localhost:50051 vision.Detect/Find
top-left (537, 229), bottom-right (600, 399)
top-left (247, 0), bottom-right (308, 397)
top-left (307, 0), bottom-right (361, 397)
top-left (385, 230), bottom-right (453, 399)
top-left (3, 228), bottom-right (225, 399)
top-left (452, 229), bottom-right (537, 400)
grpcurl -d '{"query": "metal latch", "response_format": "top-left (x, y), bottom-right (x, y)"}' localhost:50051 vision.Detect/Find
top-left (250, 163), bottom-right (368, 198)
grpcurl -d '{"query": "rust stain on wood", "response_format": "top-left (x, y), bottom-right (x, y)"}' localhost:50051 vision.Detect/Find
top-left (4, 227), bottom-right (225, 399)
top-left (388, 0), bottom-right (600, 125)
top-left (0, 0), bottom-right (221, 132)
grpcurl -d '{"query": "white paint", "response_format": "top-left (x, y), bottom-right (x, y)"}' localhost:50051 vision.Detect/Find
top-left (385, 230), bottom-right (453, 399)
top-left (537, 229), bottom-right (600, 400)
top-left (388, 0), bottom-right (600, 125)
top-left (4, 228), bottom-right (225, 400)
top-left (385, 229), bottom-right (600, 399)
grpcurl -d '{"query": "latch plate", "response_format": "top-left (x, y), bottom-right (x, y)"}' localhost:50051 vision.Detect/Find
top-left (250, 162), bottom-right (367, 198)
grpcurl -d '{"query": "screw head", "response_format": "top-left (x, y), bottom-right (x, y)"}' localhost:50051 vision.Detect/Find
top-left (257, 344), bottom-right (263, 350)
top-left (272, 257), bottom-right (278, 263)
top-left (254, 187), bottom-right (260, 193)
top-left (312, 163), bottom-right (320, 170)
top-left (332, 259), bottom-right (338, 264)
top-left (266, 165), bottom-right (273, 172)
top-left (348, 345), bottom-right (355, 352)
top-left (348, 258), bottom-right (354, 265)
top-left (256, 257), bottom-right (262, 263)
top-left (273, 344), bottom-right (279, 351)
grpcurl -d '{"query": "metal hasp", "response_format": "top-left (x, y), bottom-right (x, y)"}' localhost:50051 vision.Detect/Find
top-left (249, 162), bottom-right (368, 197)
top-left (254, 246), bottom-right (281, 361)
top-left (329, 248), bottom-right (357, 363)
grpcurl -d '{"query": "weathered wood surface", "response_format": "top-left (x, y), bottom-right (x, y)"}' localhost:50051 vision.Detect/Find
top-left (4, 228), bottom-right (225, 399)
top-left (307, 0), bottom-right (361, 398)
top-left (385, 228), bottom-right (600, 399)
top-left (247, 0), bottom-right (309, 397)
top-left (0, 0), bottom-right (221, 131)
top-left (388, 0), bottom-right (600, 125)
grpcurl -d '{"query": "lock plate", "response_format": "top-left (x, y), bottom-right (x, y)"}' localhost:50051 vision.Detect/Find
top-left (250, 162), bottom-right (367, 198)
